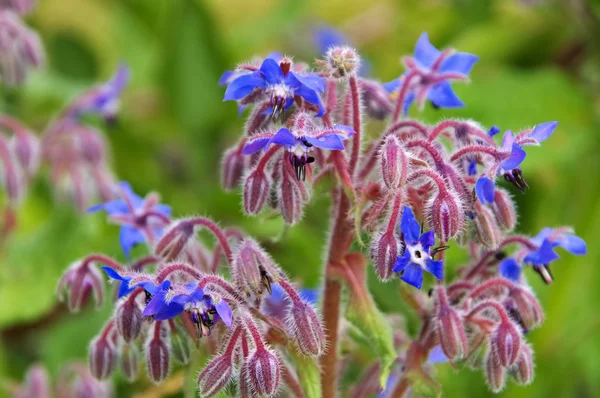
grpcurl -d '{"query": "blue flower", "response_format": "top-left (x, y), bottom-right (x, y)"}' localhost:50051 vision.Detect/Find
top-left (242, 121), bottom-right (354, 180)
top-left (475, 176), bottom-right (495, 205)
top-left (68, 64), bottom-right (130, 122)
top-left (386, 33), bottom-right (478, 114)
top-left (143, 282), bottom-right (232, 337)
top-left (218, 52), bottom-right (282, 86)
top-left (223, 58), bottom-right (326, 119)
top-left (88, 182), bottom-right (171, 258)
top-left (101, 266), bottom-right (161, 298)
top-left (392, 206), bottom-right (444, 289)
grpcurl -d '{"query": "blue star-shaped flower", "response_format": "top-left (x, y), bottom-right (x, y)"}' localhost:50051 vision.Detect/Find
top-left (88, 182), bottom-right (171, 258)
top-left (392, 206), bottom-right (444, 289)
top-left (223, 58), bottom-right (326, 118)
top-left (101, 266), bottom-right (162, 298)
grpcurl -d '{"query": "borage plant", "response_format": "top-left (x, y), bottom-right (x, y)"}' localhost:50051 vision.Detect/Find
top-left (53, 32), bottom-right (586, 398)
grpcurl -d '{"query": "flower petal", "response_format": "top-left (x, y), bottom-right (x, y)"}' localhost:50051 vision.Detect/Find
top-left (419, 231), bottom-right (435, 252)
top-left (414, 32), bottom-right (440, 69)
top-left (218, 70), bottom-right (234, 86)
top-left (242, 138), bottom-right (271, 154)
top-left (440, 53), bottom-right (479, 75)
top-left (294, 83), bottom-right (325, 116)
top-left (501, 144), bottom-right (526, 170)
top-left (292, 73), bottom-right (326, 93)
top-left (501, 130), bottom-right (514, 152)
top-left (143, 291), bottom-right (167, 317)
top-left (223, 72), bottom-right (266, 101)
top-left (499, 258), bottom-right (522, 281)
top-left (475, 177), bottom-right (495, 205)
top-left (304, 134), bottom-right (344, 150)
top-left (403, 91), bottom-right (415, 115)
top-left (530, 121), bottom-right (558, 143)
top-left (425, 259), bottom-right (444, 281)
top-left (119, 225), bottom-right (146, 259)
top-left (531, 228), bottom-right (552, 247)
top-left (428, 81), bottom-right (464, 108)
top-left (300, 289), bottom-right (318, 305)
top-left (400, 264), bottom-right (424, 289)
top-left (559, 234), bottom-right (587, 255)
top-left (270, 128), bottom-right (297, 147)
top-left (101, 266), bottom-right (124, 281)
top-left (400, 206), bottom-right (421, 245)
top-left (259, 58), bottom-right (284, 85)
top-left (428, 345), bottom-right (449, 364)
top-left (383, 78), bottom-right (401, 93)
top-left (215, 300), bottom-right (233, 328)
top-left (488, 126), bottom-right (501, 137)
top-left (524, 239), bottom-right (560, 265)
top-left (392, 251), bottom-right (411, 273)
top-left (468, 159), bottom-right (477, 176)
top-left (154, 301), bottom-right (185, 321)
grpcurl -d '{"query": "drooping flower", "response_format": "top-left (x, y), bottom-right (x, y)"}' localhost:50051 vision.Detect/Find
top-left (223, 57), bottom-right (326, 120)
top-left (143, 282), bottom-right (232, 337)
top-left (218, 52), bottom-right (282, 87)
top-left (242, 113), bottom-right (354, 180)
top-left (65, 64), bottom-right (130, 123)
top-left (392, 206), bottom-right (444, 289)
top-left (101, 266), bottom-right (163, 298)
top-left (88, 182), bottom-right (171, 258)
top-left (386, 32), bottom-right (478, 114)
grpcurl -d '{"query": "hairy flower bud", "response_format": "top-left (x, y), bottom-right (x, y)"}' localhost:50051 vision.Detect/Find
top-left (243, 347), bottom-right (281, 397)
top-left (11, 129), bottom-right (40, 176)
top-left (221, 146), bottom-right (246, 191)
top-left (0, 11), bottom-right (44, 86)
top-left (89, 333), bottom-right (116, 380)
top-left (286, 301), bottom-right (326, 357)
top-left (57, 259), bottom-right (105, 313)
top-left (115, 295), bottom-right (142, 342)
top-left (379, 135), bottom-right (408, 191)
top-left (507, 287), bottom-right (544, 331)
top-left (485, 349), bottom-right (506, 393)
top-left (324, 45), bottom-right (360, 78)
top-left (370, 229), bottom-right (399, 281)
top-left (232, 238), bottom-right (283, 297)
top-left (433, 287), bottom-right (468, 362)
top-left (78, 128), bottom-right (107, 166)
top-left (243, 168), bottom-right (271, 215)
top-left (491, 320), bottom-right (522, 367)
top-left (144, 322), bottom-right (170, 383)
top-left (472, 203), bottom-right (501, 249)
top-left (197, 354), bottom-right (234, 397)
top-left (120, 343), bottom-right (139, 382)
top-left (154, 219), bottom-right (195, 261)
top-left (429, 192), bottom-right (463, 242)
top-left (15, 364), bottom-right (50, 398)
top-left (511, 343), bottom-right (534, 385)
top-left (278, 158), bottom-right (306, 225)
top-left (491, 189), bottom-right (516, 231)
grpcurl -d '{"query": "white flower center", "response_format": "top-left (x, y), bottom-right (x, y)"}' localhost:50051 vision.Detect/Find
top-left (267, 83), bottom-right (293, 100)
top-left (407, 243), bottom-right (429, 269)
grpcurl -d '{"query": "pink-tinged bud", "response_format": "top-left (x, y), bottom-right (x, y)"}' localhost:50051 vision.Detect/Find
top-left (379, 135), bottom-right (408, 191)
top-left (491, 320), bottom-right (522, 367)
top-left (57, 259), bottom-right (105, 313)
top-left (491, 189), bottom-right (516, 231)
top-left (0, 11), bottom-right (44, 86)
top-left (278, 158), bottom-right (306, 225)
top-left (154, 219), bottom-right (194, 261)
top-left (243, 168), bottom-right (271, 215)
top-left (232, 238), bottom-right (283, 297)
top-left (11, 129), bottom-right (40, 177)
top-left (120, 343), bottom-right (139, 382)
top-left (144, 322), bottom-right (170, 383)
top-left (115, 295), bottom-right (142, 342)
top-left (511, 343), bottom-right (534, 385)
top-left (433, 287), bottom-right (468, 362)
top-left (0, 137), bottom-right (24, 203)
top-left (485, 349), bottom-right (506, 393)
top-left (243, 348), bottom-right (281, 397)
top-left (324, 45), bottom-right (361, 78)
top-left (78, 128), bottom-right (107, 166)
top-left (197, 354), bottom-right (234, 397)
top-left (472, 203), bottom-right (501, 249)
top-left (221, 146), bottom-right (246, 191)
top-left (369, 229), bottom-right (399, 281)
top-left (0, 0), bottom-right (37, 15)
top-left (429, 192), bottom-right (463, 242)
top-left (507, 287), bottom-right (544, 331)
top-left (286, 301), bottom-right (326, 357)
top-left (239, 364), bottom-right (252, 398)
top-left (89, 334), bottom-right (116, 380)
top-left (16, 364), bottom-right (50, 398)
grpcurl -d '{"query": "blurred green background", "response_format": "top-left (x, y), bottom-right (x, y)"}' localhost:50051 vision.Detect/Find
top-left (1, 0), bottom-right (599, 396)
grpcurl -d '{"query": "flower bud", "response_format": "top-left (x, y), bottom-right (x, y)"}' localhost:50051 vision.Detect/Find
top-left (485, 349), bottom-right (506, 393)
top-left (1, 0), bottom-right (36, 14)
top-left (429, 192), bottom-right (463, 242)
top-left (369, 229), bottom-right (399, 281)
top-left (0, 11), bottom-right (44, 86)
top-left (286, 301), bottom-right (326, 357)
top-left (379, 135), bottom-right (408, 191)
top-left (89, 334), bottom-right (116, 380)
top-left (359, 79), bottom-right (394, 120)
top-left (232, 238), bottom-right (283, 297)
top-left (120, 343), bottom-right (139, 381)
top-left (472, 203), bottom-right (501, 249)
top-left (507, 287), bottom-right (544, 331)
top-left (491, 320), bottom-right (522, 367)
top-left (221, 146), bottom-right (246, 191)
top-left (11, 129), bottom-right (40, 176)
top-left (243, 347), bottom-right (281, 397)
top-left (154, 219), bottom-right (195, 261)
top-left (0, 145), bottom-right (24, 203)
top-left (243, 168), bottom-right (271, 215)
top-left (16, 364), bottom-right (50, 398)
top-left (511, 343), bottom-right (534, 385)
top-left (324, 45), bottom-right (360, 78)
top-left (197, 354), bottom-right (234, 397)
top-left (115, 295), bottom-right (142, 342)
top-left (491, 189), bottom-right (516, 231)
top-left (432, 287), bottom-right (468, 362)
top-left (278, 158), bottom-right (306, 225)
top-left (144, 322), bottom-right (170, 383)
top-left (78, 128), bottom-right (107, 166)
top-left (57, 259), bottom-right (105, 313)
